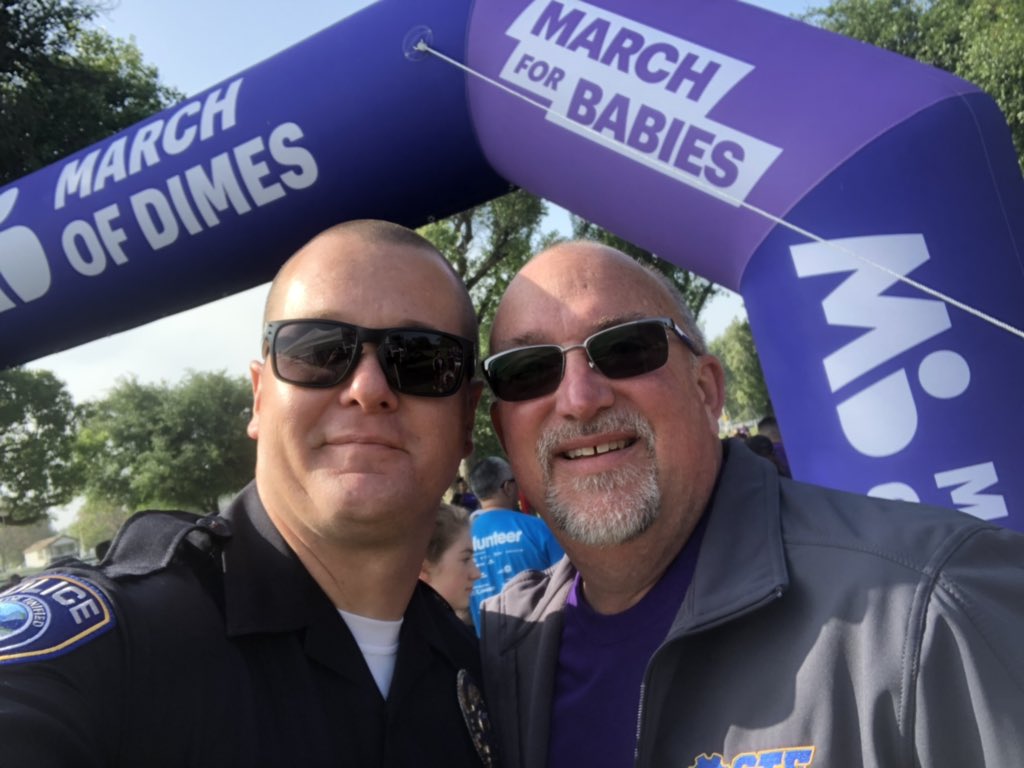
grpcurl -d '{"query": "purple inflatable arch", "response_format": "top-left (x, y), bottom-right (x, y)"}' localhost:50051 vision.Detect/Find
top-left (1, 0), bottom-right (1021, 529)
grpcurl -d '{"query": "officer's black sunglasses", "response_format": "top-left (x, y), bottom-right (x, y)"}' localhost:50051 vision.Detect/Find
top-left (263, 319), bottom-right (475, 397)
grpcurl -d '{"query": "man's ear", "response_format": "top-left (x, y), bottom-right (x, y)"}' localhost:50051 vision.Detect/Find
top-left (247, 360), bottom-right (264, 440)
top-left (695, 355), bottom-right (727, 435)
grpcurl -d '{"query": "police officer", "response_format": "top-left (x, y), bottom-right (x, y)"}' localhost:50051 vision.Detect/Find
top-left (0, 220), bottom-right (496, 767)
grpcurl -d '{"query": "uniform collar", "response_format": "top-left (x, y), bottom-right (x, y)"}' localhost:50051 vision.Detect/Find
top-left (218, 482), bottom-right (323, 637)
top-left (217, 483), bottom-right (474, 688)
top-left (392, 583), bottom-right (478, 700)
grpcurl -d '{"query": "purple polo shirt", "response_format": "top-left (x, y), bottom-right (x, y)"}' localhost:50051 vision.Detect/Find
top-left (546, 514), bottom-right (707, 768)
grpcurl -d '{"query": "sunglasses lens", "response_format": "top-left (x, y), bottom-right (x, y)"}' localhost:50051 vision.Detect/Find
top-left (484, 320), bottom-right (675, 402)
top-left (588, 321), bottom-right (669, 379)
top-left (380, 331), bottom-right (468, 396)
top-left (273, 322), bottom-right (358, 387)
top-left (485, 346), bottom-right (565, 401)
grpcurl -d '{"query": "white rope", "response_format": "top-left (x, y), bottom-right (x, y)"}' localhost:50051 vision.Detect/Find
top-left (414, 40), bottom-right (1024, 342)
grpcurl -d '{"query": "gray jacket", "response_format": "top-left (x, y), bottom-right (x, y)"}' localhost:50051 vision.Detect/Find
top-left (480, 441), bottom-right (1024, 767)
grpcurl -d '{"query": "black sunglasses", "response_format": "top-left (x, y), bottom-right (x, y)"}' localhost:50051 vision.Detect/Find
top-left (482, 317), bottom-right (700, 402)
top-left (263, 319), bottom-right (475, 397)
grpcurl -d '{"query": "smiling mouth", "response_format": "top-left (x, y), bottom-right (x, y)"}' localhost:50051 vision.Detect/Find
top-left (563, 438), bottom-right (635, 460)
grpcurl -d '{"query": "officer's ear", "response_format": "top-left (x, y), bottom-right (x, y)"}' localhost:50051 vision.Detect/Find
top-left (247, 359), bottom-right (264, 440)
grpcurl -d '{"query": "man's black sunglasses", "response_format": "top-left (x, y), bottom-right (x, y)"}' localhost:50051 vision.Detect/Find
top-left (263, 319), bottom-right (475, 397)
top-left (482, 317), bottom-right (700, 402)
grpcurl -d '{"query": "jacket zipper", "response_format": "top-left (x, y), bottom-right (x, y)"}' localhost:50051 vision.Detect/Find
top-left (632, 584), bottom-right (785, 767)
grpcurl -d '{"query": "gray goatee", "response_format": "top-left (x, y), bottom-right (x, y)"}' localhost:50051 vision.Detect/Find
top-left (537, 410), bottom-right (660, 547)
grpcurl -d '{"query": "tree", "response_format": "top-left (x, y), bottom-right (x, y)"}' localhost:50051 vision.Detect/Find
top-left (139, 371), bottom-right (256, 513)
top-left (570, 218), bottom-right (721, 326)
top-left (804, 0), bottom-right (1024, 173)
top-left (421, 188), bottom-right (560, 325)
top-left (74, 376), bottom-right (164, 512)
top-left (419, 188), bottom-right (560, 461)
top-left (710, 318), bottom-right (773, 423)
top-left (1, 0), bottom-right (183, 184)
top-left (0, 368), bottom-right (79, 525)
top-left (75, 371), bottom-right (256, 514)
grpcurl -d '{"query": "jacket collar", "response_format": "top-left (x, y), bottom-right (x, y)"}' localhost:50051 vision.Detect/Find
top-left (669, 438), bottom-right (789, 637)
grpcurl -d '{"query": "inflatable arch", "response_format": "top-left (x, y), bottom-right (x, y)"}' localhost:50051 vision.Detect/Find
top-left (1, 0), bottom-right (1021, 529)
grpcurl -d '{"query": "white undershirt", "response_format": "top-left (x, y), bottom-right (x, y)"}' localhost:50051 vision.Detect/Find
top-left (337, 608), bottom-right (403, 698)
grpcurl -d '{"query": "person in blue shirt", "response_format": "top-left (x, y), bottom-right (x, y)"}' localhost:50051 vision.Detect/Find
top-left (467, 456), bottom-right (564, 630)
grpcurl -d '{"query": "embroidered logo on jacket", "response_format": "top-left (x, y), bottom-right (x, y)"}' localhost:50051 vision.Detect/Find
top-left (689, 746), bottom-right (815, 768)
top-left (0, 574), bottom-right (115, 664)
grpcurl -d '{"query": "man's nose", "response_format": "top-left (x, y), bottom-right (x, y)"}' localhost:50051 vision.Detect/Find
top-left (339, 345), bottom-right (399, 411)
top-left (554, 347), bottom-right (614, 420)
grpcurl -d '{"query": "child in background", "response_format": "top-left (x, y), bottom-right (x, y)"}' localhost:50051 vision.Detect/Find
top-left (420, 503), bottom-right (481, 625)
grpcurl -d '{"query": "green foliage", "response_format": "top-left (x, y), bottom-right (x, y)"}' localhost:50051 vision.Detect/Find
top-left (0, 0), bottom-right (183, 184)
top-left (709, 319), bottom-right (773, 423)
top-left (569, 217), bottom-right (721, 325)
top-left (471, 388), bottom-right (505, 461)
top-left (804, 0), bottom-right (1024, 173)
top-left (0, 368), bottom-right (79, 525)
top-left (74, 376), bottom-right (163, 511)
top-left (419, 189), bottom-right (560, 460)
top-left (420, 188), bottom-right (559, 330)
top-left (803, 0), bottom-right (922, 51)
top-left (75, 371), bottom-right (255, 514)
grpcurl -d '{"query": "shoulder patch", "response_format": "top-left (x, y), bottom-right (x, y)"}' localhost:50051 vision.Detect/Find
top-left (0, 574), bottom-right (115, 665)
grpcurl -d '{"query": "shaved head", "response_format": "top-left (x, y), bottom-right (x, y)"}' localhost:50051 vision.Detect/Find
top-left (263, 220), bottom-right (477, 341)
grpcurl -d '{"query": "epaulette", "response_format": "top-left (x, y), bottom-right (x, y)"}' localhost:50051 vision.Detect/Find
top-left (102, 510), bottom-right (232, 579)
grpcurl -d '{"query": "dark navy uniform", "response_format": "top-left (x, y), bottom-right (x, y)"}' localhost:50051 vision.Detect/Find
top-left (0, 483), bottom-right (494, 767)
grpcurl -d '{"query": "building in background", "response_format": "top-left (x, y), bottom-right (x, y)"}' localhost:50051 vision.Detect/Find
top-left (23, 535), bottom-right (79, 569)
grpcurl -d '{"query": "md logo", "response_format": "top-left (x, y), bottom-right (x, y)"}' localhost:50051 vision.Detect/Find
top-left (0, 188), bottom-right (52, 313)
top-left (791, 234), bottom-right (968, 458)
top-left (791, 233), bottom-right (1007, 520)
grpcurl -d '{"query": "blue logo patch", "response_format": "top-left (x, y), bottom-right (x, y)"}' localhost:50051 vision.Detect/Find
top-left (0, 574), bottom-right (115, 665)
top-left (690, 747), bottom-right (816, 768)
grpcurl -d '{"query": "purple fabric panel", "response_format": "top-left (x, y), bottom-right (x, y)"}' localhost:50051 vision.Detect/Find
top-left (466, 0), bottom-right (978, 288)
top-left (0, 0), bottom-right (506, 366)
top-left (742, 94), bottom-right (1024, 529)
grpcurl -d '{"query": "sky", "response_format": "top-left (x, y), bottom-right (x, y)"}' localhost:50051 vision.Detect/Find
top-left (26, 0), bottom-right (815, 405)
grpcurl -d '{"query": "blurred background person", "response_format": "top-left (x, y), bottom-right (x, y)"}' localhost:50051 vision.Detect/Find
top-left (756, 416), bottom-right (791, 477)
top-left (467, 456), bottom-right (564, 631)
top-left (421, 502), bottom-right (482, 625)
top-left (745, 434), bottom-right (790, 478)
top-left (449, 475), bottom-right (480, 511)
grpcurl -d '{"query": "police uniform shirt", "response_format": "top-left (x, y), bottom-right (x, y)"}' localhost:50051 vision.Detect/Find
top-left (0, 482), bottom-right (493, 767)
